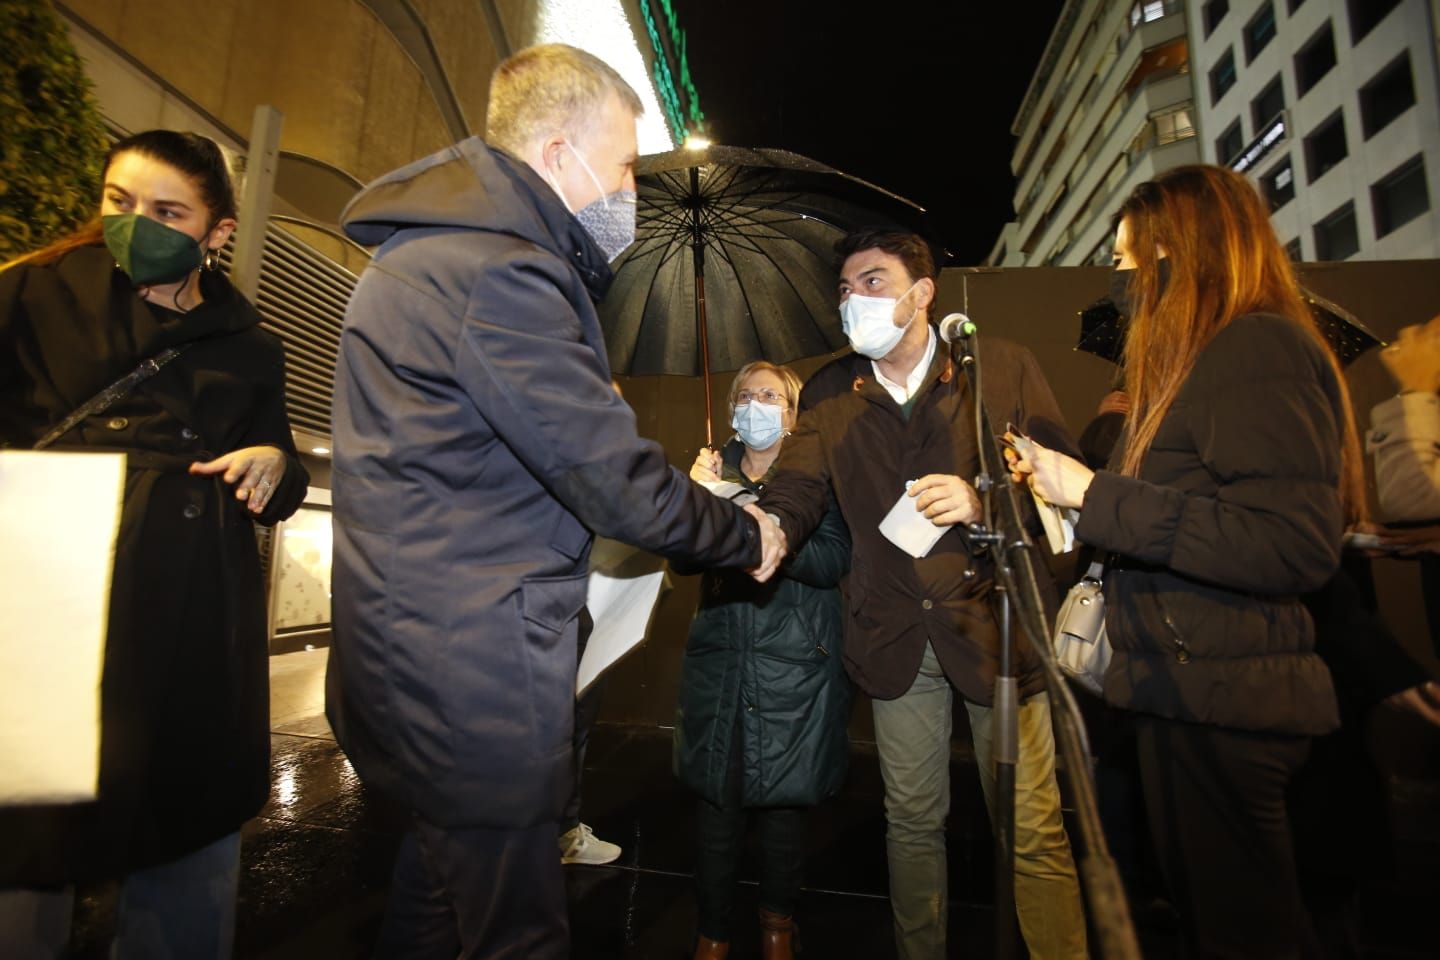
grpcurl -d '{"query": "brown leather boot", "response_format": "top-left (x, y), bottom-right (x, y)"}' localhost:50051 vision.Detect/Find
top-left (759, 907), bottom-right (797, 960)
top-left (692, 935), bottom-right (730, 960)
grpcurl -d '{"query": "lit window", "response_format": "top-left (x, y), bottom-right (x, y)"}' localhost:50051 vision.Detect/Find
top-left (1262, 157), bottom-right (1295, 210)
top-left (1130, 0), bottom-right (1169, 27)
top-left (1154, 106), bottom-right (1195, 145)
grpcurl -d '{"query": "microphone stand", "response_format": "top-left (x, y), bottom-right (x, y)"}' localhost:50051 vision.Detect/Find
top-left (949, 327), bottom-right (1141, 960)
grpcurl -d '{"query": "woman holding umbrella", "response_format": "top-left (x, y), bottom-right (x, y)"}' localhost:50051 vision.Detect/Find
top-left (1009, 164), bottom-right (1363, 959)
top-left (677, 361), bottom-right (851, 960)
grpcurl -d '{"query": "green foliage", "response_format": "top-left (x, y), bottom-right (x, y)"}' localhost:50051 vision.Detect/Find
top-left (0, 0), bottom-right (110, 260)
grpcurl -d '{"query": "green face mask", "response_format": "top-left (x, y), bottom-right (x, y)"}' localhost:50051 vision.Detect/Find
top-left (102, 213), bottom-right (206, 286)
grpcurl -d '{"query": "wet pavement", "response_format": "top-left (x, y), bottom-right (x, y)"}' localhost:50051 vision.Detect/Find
top-left (69, 648), bottom-right (1437, 958)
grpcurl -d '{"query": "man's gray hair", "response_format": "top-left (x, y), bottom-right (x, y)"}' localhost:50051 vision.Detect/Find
top-left (486, 44), bottom-right (643, 154)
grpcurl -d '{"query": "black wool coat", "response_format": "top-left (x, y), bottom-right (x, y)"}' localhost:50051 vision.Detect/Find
top-left (0, 245), bottom-right (308, 883)
top-left (1075, 314), bottom-right (1343, 735)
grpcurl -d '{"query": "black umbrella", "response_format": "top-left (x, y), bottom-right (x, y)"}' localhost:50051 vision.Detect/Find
top-left (1302, 289), bottom-right (1386, 365)
top-left (599, 145), bottom-right (939, 444)
top-left (1075, 288), bottom-right (1385, 367)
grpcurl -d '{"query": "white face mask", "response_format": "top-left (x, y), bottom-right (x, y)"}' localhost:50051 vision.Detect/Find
top-left (840, 281), bottom-right (920, 360)
top-left (545, 141), bottom-right (637, 263)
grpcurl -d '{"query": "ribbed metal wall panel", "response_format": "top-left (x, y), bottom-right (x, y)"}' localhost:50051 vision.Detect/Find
top-left (220, 225), bottom-right (356, 437)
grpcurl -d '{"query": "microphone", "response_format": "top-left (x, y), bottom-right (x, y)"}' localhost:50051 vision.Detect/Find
top-left (939, 313), bottom-right (976, 343)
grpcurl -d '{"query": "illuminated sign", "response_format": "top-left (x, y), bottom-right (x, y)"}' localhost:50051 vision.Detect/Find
top-left (1232, 115), bottom-right (1287, 173)
top-left (639, 0), bottom-right (706, 143)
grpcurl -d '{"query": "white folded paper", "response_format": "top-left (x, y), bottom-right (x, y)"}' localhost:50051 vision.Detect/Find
top-left (0, 451), bottom-right (125, 805)
top-left (879, 484), bottom-right (948, 559)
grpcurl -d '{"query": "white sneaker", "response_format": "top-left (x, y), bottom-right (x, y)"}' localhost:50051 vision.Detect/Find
top-left (559, 822), bottom-right (621, 865)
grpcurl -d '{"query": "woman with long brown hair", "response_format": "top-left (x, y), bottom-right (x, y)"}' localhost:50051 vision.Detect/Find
top-left (0, 129), bottom-right (307, 957)
top-left (1011, 164), bottom-right (1356, 958)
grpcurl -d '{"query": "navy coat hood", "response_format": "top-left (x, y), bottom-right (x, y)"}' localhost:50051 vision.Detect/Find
top-left (340, 135), bottom-right (614, 300)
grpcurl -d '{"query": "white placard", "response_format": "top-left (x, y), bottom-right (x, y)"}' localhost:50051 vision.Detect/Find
top-left (578, 570), bottom-right (666, 696)
top-left (0, 451), bottom-right (125, 804)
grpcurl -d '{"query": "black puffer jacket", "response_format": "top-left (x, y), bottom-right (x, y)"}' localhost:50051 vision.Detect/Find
top-left (674, 440), bottom-right (852, 807)
top-left (1075, 313), bottom-right (1343, 735)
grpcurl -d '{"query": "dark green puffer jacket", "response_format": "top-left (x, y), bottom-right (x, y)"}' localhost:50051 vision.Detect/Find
top-left (673, 440), bottom-right (853, 807)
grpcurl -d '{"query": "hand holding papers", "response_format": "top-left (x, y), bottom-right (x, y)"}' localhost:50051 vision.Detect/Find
top-left (1003, 427), bottom-right (1089, 554)
top-left (880, 481), bottom-right (948, 558)
top-left (880, 474), bottom-right (983, 559)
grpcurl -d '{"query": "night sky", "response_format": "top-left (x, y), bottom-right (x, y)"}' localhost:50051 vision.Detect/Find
top-left (672, 0), bottom-right (1068, 266)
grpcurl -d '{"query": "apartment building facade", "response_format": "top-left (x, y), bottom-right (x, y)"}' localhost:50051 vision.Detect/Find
top-left (990, 0), bottom-right (1440, 265)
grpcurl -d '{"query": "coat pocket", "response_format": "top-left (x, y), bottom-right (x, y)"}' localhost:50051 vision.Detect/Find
top-left (520, 571), bottom-right (590, 634)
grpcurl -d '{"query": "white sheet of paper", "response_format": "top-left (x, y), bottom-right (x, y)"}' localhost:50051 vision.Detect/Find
top-left (0, 451), bottom-right (125, 805)
top-left (879, 486), bottom-right (947, 559)
top-left (578, 570), bottom-right (666, 696)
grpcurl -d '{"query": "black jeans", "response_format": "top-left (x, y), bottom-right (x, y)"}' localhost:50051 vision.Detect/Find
top-left (1134, 714), bottom-right (1318, 960)
top-left (374, 816), bottom-right (567, 959)
top-left (694, 720), bottom-right (806, 941)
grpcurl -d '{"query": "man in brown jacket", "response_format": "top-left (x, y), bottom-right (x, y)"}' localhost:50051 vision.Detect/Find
top-left (761, 229), bottom-right (1087, 960)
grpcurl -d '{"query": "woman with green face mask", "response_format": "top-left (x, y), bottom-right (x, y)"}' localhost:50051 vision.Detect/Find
top-left (0, 130), bottom-right (309, 958)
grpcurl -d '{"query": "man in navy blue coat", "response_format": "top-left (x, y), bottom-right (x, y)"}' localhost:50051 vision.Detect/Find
top-left (328, 44), bottom-right (785, 958)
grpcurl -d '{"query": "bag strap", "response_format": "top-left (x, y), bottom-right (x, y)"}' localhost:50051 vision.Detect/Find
top-left (1081, 551), bottom-right (1108, 584)
top-left (33, 345), bottom-right (190, 451)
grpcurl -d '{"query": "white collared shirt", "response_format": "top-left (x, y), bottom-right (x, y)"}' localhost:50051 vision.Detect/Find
top-left (872, 326), bottom-right (937, 404)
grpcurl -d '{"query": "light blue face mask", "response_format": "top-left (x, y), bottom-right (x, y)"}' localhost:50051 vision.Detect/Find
top-left (731, 401), bottom-right (786, 451)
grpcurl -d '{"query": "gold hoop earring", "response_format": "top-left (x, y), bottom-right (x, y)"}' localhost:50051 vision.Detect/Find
top-left (202, 249), bottom-right (221, 271)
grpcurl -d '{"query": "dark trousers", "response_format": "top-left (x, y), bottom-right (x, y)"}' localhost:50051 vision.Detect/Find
top-left (373, 817), bottom-right (567, 960)
top-left (694, 723), bottom-right (805, 941)
top-left (563, 607), bottom-right (603, 832)
top-left (1134, 715), bottom-right (1318, 960)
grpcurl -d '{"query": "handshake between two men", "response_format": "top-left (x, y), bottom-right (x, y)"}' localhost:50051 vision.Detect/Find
top-left (691, 445), bottom-right (983, 584)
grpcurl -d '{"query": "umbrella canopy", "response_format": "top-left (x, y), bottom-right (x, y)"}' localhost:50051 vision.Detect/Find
top-left (600, 145), bottom-right (939, 386)
top-left (1075, 288), bottom-right (1385, 367)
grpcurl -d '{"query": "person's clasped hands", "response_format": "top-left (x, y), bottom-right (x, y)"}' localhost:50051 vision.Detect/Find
top-left (688, 446), bottom-right (787, 583)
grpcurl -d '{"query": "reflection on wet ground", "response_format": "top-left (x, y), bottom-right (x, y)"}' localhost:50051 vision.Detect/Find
top-left (69, 649), bottom-right (1436, 958)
